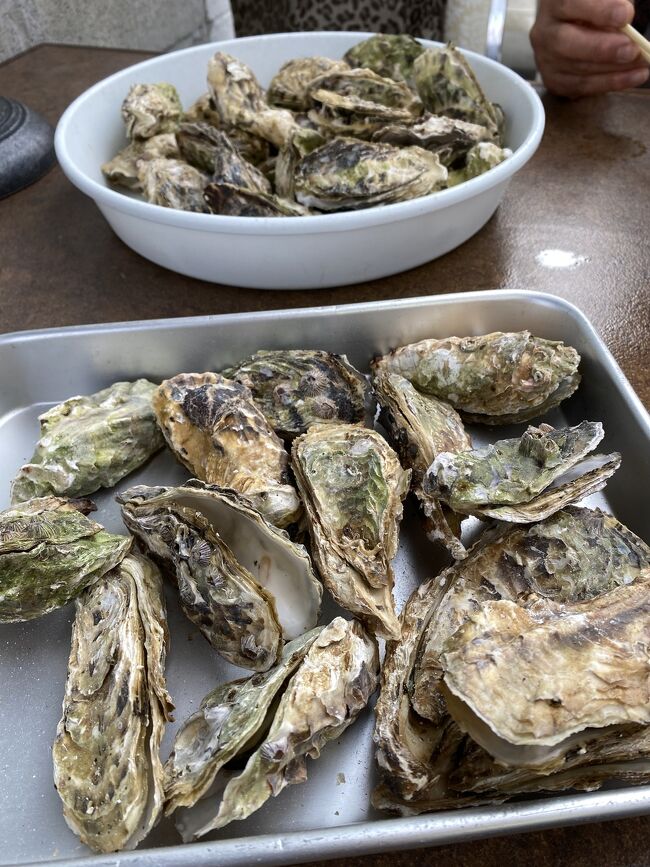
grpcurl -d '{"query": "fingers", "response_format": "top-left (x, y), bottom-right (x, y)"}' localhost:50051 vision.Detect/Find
top-left (539, 65), bottom-right (649, 98)
top-left (550, 0), bottom-right (634, 29)
top-left (548, 22), bottom-right (641, 65)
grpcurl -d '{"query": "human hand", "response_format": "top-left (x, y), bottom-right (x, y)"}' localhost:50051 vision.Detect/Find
top-left (530, 0), bottom-right (650, 97)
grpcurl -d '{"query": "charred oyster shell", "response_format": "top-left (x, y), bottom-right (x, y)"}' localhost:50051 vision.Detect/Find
top-left (121, 83), bottom-right (182, 140)
top-left (52, 553), bottom-right (173, 852)
top-left (11, 379), bottom-right (164, 503)
top-left (152, 373), bottom-right (301, 528)
top-left (222, 349), bottom-right (373, 440)
top-left (267, 57), bottom-right (350, 111)
top-left (139, 158), bottom-right (210, 212)
top-left (292, 424), bottom-right (410, 639)
top-left (0, 497), bottom-right (131, 622)
top-left (344, 33), bottom-right (425, 85)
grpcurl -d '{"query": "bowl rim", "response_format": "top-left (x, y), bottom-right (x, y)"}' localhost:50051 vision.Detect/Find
top-left (54, 31), bottom-right (545, 236)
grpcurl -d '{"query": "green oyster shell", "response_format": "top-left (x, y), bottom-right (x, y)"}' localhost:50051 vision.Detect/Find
top-left (121, 82), bottom-right (182, 140)
top-left (308, 67), bottom-right (423, 119)
top-left (464, 141), bottom-right (511, 179)
top-left (267, 57), bottom-right (349, 111)
top-left (11, 379), bottom-right (164, 503)
top-left (344, 33), bottom-right (425, 85)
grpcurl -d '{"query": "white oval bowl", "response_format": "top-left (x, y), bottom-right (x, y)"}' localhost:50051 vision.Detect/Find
top-left (55, 32), bottom-right (545, 290)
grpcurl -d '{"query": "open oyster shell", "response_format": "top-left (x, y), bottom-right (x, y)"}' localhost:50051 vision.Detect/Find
top-left (153, 373), bottom-right (301, 528)
top-left (373, 369), bottom-right (472, 559)
top-left (268, 57), bottom-right (350, 111)
top-left (11, 379), bottom-right (164, 503)
top-left (426, 421), bottom-right (620, 522)
top-left (344, 33), bottom-right (425, 85)
top-left (164, 627), bottom-right (323, 815)
top-left (292, 424), bottom-right (410, 640)
top-left (223, 349), bottom-right (374, 440)
top-left (0, 497), bottom-right (131, 622)
top-left (372, 331), bottom-right (581, 424)
top-left (175, 616), bottom-right (379, 840)
top-left (52, 553), bottom-right (173, 852)
top-left (139, 158), bottom-right (210, 212)
top-left (101, 133), bottom-right (180, 190)
top-left (121, 83), bottom-right (182, 140)
top-left (294, 138), bottom-right (447, 212)
top-left (372, 114), bottom-right (496, 167)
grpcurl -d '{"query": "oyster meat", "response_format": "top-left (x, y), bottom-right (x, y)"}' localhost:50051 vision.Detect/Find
top-left (121, 82), bottom-right (182, 140)
top-left (294, 138), bottom-right (447, 212)
top-left (139, 158), bottom-right (210, 212)
top-left (53, 553), bottom-right (173, 852)
top-left (222, 349), bottom-right (373, 439)
top-left (0, 497), bottom-right (131, 622)
top-left (292, 423), bottom-right (410, 639)
top-left (118, 481), bottom-right (322, 667)
top-left (344, 33), bottom-right (425, 85)
top-left (163, 627), bottom-right (322, 815)
top-left (11, 379), bottom-right (164, 503)
top-left (175, 616), bottom-right (379, 840)
top-left (101, 133), bottom-right (180, 190)
top-left (372, 331), bottom-right (581, 424)
top-left (426, 421), bottom-right (621, 522)
top-left (153, 372), bottom-right (301, 527)
top-left (267, 57), bottom-right (350, 111)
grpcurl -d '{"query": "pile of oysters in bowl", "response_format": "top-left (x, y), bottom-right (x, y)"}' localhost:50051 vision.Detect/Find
top-left (4, 329), bottom-right (649, 854)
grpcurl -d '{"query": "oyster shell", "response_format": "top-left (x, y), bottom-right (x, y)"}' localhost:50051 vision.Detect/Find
top-left (175, 616), bottom-right (379, 840)
top-left (121, 82), bottom-right (182, 140)
top-left (152, 373), bottom-right (301, 528)
top-left (426, 421), bottom-right (620, 522)
top-left (181, 97), bottom-right (271, 165)
top-left (413, 44), bottom-right (500, 135)
top-left (11, 379), bottom-right (164, 503)
top-left (275, 127), bottom-right (326, 200)
top-left (267, 57), bottom-right (350, 111)
top-left (53, 553), bottom-right (173, 852)
top-left (294, 138), bottom-right (447, 212)
top-left (344, 33), bottom-right (425, 85)
top-left (101, 133), bottom-right (180, 190)
top-left (373, 369), bottom-right (471, 559)
top-left (204, 183), bottom-right (311, 217)
top-left (372, 114), bottom-right (495, 167)
top-left (372, 331), bottom-right (581, 424)
top-left (177, 124), bottom-right (271, 195)
top-left (222, 349), bottom-right (373, 440)
top-left (163, 627), bottom-right (322, 814)
top-left (139, 158), bottom-right (210, 212)
top-left (464, 141), bottom-right (511, 179)
top-left (0, 497), bottom-right (131, 622)
top-left (307, 68), bottom-right (423, 120)
top-left (292, 424), bottom-right (410, 639)
top-left (120, 480), bottom-right (321, 643)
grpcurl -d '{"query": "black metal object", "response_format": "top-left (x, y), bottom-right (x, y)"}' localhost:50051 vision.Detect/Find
top-left (0, 96), bottom-right (55, 199)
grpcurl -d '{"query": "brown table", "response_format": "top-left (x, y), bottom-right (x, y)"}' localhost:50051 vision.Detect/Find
top-left (2, 43), bottom-right (650, 867)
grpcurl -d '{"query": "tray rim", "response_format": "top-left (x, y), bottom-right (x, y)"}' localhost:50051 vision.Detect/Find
top-left (3, 287), bottom-right (650, 867)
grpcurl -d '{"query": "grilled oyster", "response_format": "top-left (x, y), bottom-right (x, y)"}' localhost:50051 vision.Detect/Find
top-left (426, 421), bottom-right (620, 522)
top-left (139, 158), bottom-right (209, 212)
top-left (373, 369), bottom-right (471, 559)
top-left (101, 133), bottom-right (180, 190)
top-left (121, 83), bottom-right (182, 140)
top-left (344, 33), bottom-right (425, 85)
top-left (307, 68), bottom-right (423, 120)
top-left (119, 481), bottom-right (321, 658)
top-left (413, 44), bottom-right (500, 136)
top-left (464, 141), bottom-right (511, 178)
top-left (292, 424), bottom-right (410, 640)
top-left (372, 114), bottom-right (496, 167)
top-left (204, 183), bottom-right (311, 217)
top-left (222, 349), bottom-right (373, 440)
top-left (207, 52), bottom-right (301, 149)
top-left (294, 139), bottom-right (447, 212)
top-left (0, 497), bottom-right (131, 622)
top-left (372, 331), bottom-right (581, 424)
top-left (153, 373), bottom-right (301, 528)
top-left (164, 627), bottom-right (322, 815)
top-left (53, 553), bottom-right (173, 852)
top-left (11, 379), bottom-right (164, 503)
top-left (267, 57), bottom-right (350, 111)
top-left (176, 616), bottom-right (379, 840)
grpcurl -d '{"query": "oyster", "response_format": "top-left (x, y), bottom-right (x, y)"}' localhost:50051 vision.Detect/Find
top-left (372, 114), bottom-right (496, 167)
top-left (181, 97), bottom-right (271, 165)
top-left (344, 33), bottom-right (425, 85)
top-left (413, 44), bottom-right (500, 135)
top-left (152, 373), bottom-right (301, 527)
top-left (464, 141), bottom-right (511, 179)
top-left (373, 369), bottom-right (471, 559)
top-left (267, 57), bottom-right (350, 111)
top-left (292, 424), bottom-right (410, 639)
top-left (139, 158), bottom-right (209, 212)
top-left (183, 92), bottom-right (222, 126)
top-left (222, 349), bottom-right (373, 440)
top-left (204, 183), bottom-right (311, 217)
top-left (177, 124), bottom-right (271, 196)
top-left (53, 553), bottom-right (173, 852)
top-left (294, 139), bottom-right (447, 212)
top-left (426, 421), bottom-right (621, 522)
top-left (164, 627), bottom-right (322, 814)
top-left (308, 68), bottom-right (423, 120)
top-left (11, 379), bottom-right (164, 503)
top-left (121, 82), bottom-right (182, 140)
top-left (176, 616), bottom-right (379, 840)
top-left (275, 127), bottom-right (326, 200)
top-left (207, 52), bottom-right (301, 149)
top-left (118, 481), bottom-right (322, 661)
top-left (372, 331), bottom-right (581, 424)
top-left (101, 133), bottom-right (180, 190)
top-left (0, 497), bottom-right (131, 622)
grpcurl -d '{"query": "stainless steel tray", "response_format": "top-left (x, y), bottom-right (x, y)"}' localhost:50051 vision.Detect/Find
top-left (1, 290), bottom-right (649, 867)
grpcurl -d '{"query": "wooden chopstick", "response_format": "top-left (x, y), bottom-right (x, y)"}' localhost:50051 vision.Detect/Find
top-left (621, 23), bottom-right (650, 64)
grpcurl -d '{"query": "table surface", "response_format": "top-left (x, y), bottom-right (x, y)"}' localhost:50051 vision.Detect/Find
top-left (2, 43), bottom-right (650, 867)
